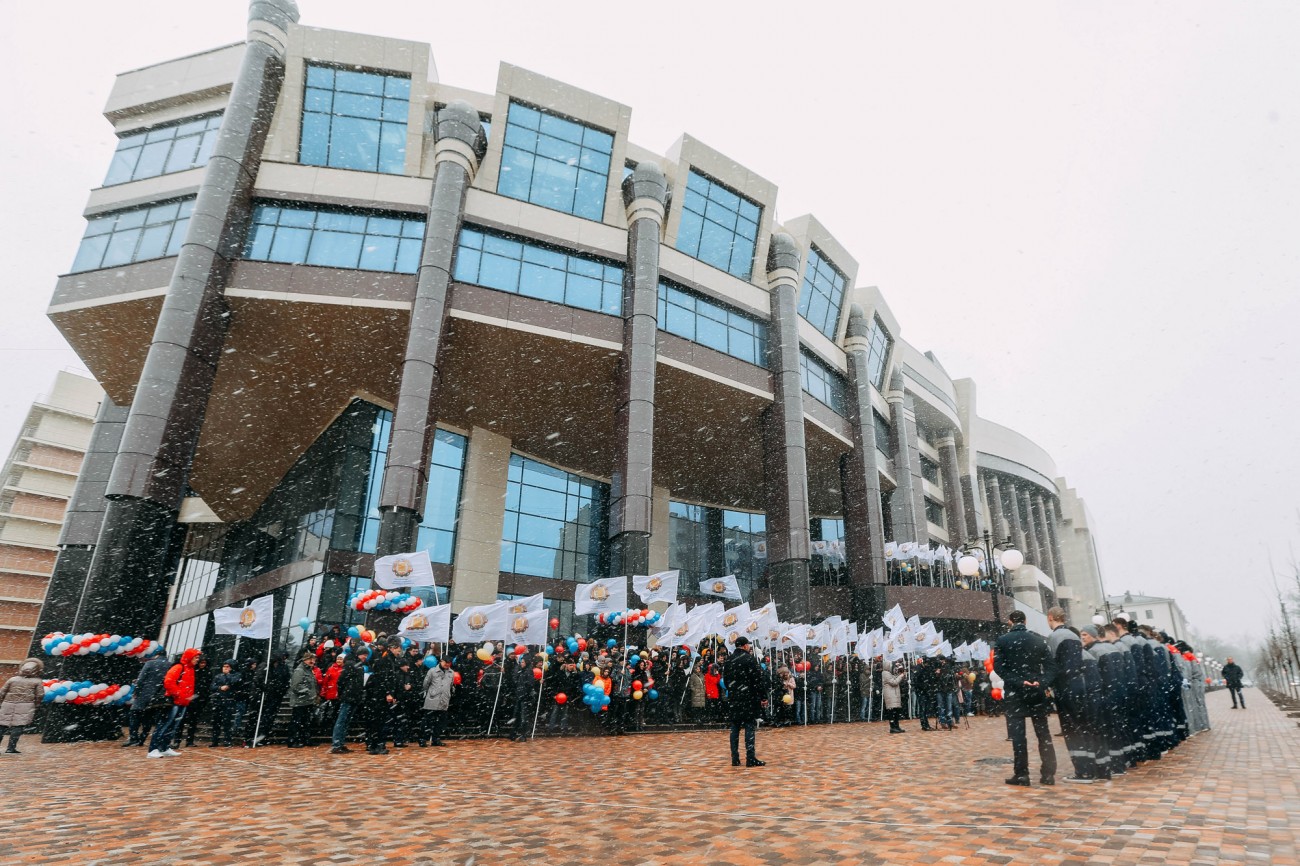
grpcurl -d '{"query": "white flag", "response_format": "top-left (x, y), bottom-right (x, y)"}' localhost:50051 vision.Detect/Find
top-left (747, 601), bottom-right (780, 646)
top-left (503, 593), bottom-right (543, 615)
top-left (505, 608), bottom-right (550, 646)
top-left (373, 549), bottom-right (437, 590)
top-left (574, 577), bottom-right (628, 616)
top-left (666, 603), bottom-right (715, 648)
top-left (882, 604), bottom-right (906, 633)
top-left (451, 600), bottom-right (508, 643)
top-left (827, 622), bottom-right (849, 658)
top-left (780, 623), bottom-right (810, 650)
top-left (398, 604), bottom-right (451, 643)
top-left (911, 621), bottom-right (938, 654)
top-left (720, 603), bottom-right (751, 649)
top-left (954, 642), bottom-right (971, 663)
top-left (698, 574), bottom-right (742, 600)
top-left (883, 542), bottom-right (899, 561)
top-left (633, 570), bottom-right (679, 605)
top-left (213, 596), bottom-right (274, 640)
top-left (884, 636), bottom-right (905, 663)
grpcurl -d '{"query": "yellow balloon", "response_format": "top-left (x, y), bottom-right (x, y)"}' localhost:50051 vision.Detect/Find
top-left (633, 690), bottom-right (644, 700)
top-left (782, 693), bottom-right (794, 705)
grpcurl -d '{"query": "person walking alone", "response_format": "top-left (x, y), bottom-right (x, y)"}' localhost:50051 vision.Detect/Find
top-left (882, 661), bottom-right (906, 733)
top-left (723, 637), bottom-right (766, 767)
top-left (0, 657), bottom-right (44, 754)
top-left (994, 610), bottom-right (1058, 786)
top-left (1222, 657), bottom-right (1245, 709)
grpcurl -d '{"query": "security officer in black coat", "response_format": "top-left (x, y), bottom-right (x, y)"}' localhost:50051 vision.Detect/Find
top-left (723, 637), bottom-right (766, 767)
top-left (1046, 607), bottom-right (1094, 782)
top-left (993, 610), bottom-right (1058, 786)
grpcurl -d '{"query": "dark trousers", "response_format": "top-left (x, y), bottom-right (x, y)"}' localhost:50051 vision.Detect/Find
top-left (1007, 712), bottom-right (1057, 780)
top-left (1058, 705), bottom-right (1095, 778)
top-left (886, 706), bottom-right (904, 728)
top-left (0, 724), bottom-right (25, 751)
top-left (365, 702), bottom-right (390, 749)
top-left (181, 700), bottom-right (208, 745)
top-left (423, 709), bottom-right (446, 744)
top-left (210, 701), bottom-right (234, 745)
top-left (729, 717), bottom-right (757, 759)
top-left (149, 705), bottom-right (186, 753)
top-left (513, 696), bottom-right (533, 740)
top-left (288, 705), bottom-right (314, 746)
top-left (126, 707), bottom-right (159, 745)
top-left (1228, 685), bottom-right (1244, 707)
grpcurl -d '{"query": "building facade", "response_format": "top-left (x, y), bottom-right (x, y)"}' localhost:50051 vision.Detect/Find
top-left (0, 371), bottom-right (102, 679)
top-left (1107, 592), bottom-right (1189, 641)
top-left (40, 0), bottom-right (1108, 680)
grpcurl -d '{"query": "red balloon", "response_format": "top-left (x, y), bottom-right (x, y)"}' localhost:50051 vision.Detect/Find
top-left (549, 618), bottom-right (560, 630)
top-left (555, 693), bottom-right (568, 705)
top-left (533, 667), bottom-right (543, 680)
top-left (577, 638), bottom-right (588, 651)
top-left (632, 680), bottom-right (643, 691)
top-left (513, 645), bottom-right (526, 656)
top-left (452, 672), bottom-right (462, 685)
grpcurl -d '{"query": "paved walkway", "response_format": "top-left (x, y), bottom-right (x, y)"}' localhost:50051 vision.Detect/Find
top-left (0, 689), bottom-right (1296, 865)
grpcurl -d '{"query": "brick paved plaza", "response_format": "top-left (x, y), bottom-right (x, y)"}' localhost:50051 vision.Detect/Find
top-left (1, 689), bottom-right (1296, 865)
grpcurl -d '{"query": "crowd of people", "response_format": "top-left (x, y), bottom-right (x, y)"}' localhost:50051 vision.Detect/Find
top-left (992, 607), bottom-right (1212, 786)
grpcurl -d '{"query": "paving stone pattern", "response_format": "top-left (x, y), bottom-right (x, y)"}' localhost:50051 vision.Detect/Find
top-left (0, 690), bottom-right (1295, 865)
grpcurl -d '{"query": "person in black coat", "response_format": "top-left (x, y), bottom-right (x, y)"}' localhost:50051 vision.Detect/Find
top-left (1046, 608), bottom-right (1095, 782)
top-left (208, 660), bottom-right (241, 747)
top-left (994, 610), bottom-right (1058, 786)
top-left (1222, 657), bottom-right (1245, 708)
top-left (722, 637), bottom-right (766, 767)
top-left (365, 638), bottom-right (404, 754)
top-left (330, 647), bottom-right (368, 754)
top-left (181, 656), bottom-right (212, 748)
top-left (510, 654), bottom-right (538, 741)
top-left (122, 651), bottom-right (170, 747)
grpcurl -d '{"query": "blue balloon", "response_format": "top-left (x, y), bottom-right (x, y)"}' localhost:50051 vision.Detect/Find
top-left (630, 654), bottom-right (641, 665)
top-left (298, 617), bottom-right (311, 631)
top-left (679, 649), bottom-right (689, 656)
top-left (600, 694), bottom-right (610, 706)
top-left (648, 689), bottom-right (659, 700)
top-left (423, 655), bottom-right (438, 668)
top-left (607, 639), bottom-right (617, 649)
top-left (348, 626), bottom-right (361, 639)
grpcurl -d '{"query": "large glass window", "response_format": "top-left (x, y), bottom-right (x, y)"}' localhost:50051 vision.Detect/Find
top-left (70, 198), bottom-right (194, 272)
top-left (866, 315), bottom-right (893, 390)
top-left (800, 351), bottom-right (847, 416)
top-left (104, 114), bottom-right (223, 186)
top-left (810, 517), bottom-right (846, 587)
top-left (497, 101), bottom-right (612, 220)
top-left (798, 246), bottom-right (847, 340)
top-left (920, 455), bottom-right (941, 486)
top-left (162, 614), bottom-right (209, 656)
top-left (924, 498), bottom-right (945, 529)
top-left (454, 227), bottom-right (622, 315)
top-left (501, 455), bottom-right (608, 581)
top-left (276, 577), bottom-right (322, 658)
top-left (873, 410), bottom-right (893, 454)
top-left (300, 65), bottom-right (409, 174)
top-left (721, 510), bottom-right (766, 601)
top-left (658, 281), bottom-right (768, 367)
top-left (244, 203), bottom-right (424, 273)
top-left (675, 169), bottom-right (760, 279)
top-left (668, 502), bottom-right (711, 589)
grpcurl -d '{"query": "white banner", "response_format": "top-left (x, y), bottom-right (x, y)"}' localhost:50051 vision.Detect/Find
top-left (720, 603), bottom-right (751, 649)
top-left (212, 596), bottom-right (274, 640)
top-left (451, 600), bottom-right (508, 643)
top-left (633, 570), bottom-right (679, 605)
top-left (398, 604), bottom-right (451, 643)
top-left (505, 608), bottom-right (550, 646)
top-left (698, 574), bottom-right (742, 600)
top-left (503, 593), bottom-right (544, 615)
top-left (882, 604), bottom-right (906, 634)
top-left (574, 577), bottom-right (627, 616)
top-left (374, 549), bottom-right (437, 591)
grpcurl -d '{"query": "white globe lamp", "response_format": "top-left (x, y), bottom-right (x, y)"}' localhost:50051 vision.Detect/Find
top-left (957, 555), bottom-right (980, 577)
top-left (999, 548), bottom-right (1024, 571)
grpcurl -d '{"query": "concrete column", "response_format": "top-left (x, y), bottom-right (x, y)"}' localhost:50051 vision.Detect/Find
top-left (1002, 479), bottom-right (1029, 557)
top-left (1018, 486), bottom-right (1043, 568)
top-left (935, 435), bottom-right (967, 548)
top-left (608, 163), bottom-right (668, 579)
top-left (648, 486), bottom-right (671, 574)
top-left (449, 427), bottom-right (511, 612)
top-left (377, 102), bottom-right (487, 555)
top-left (1031, 491), bottom-right (1057, 580)
top-left (840, 304), bottom-right (888, 606)
top-left (761, 232), bottom-right (811, 622)
top-left (885, 370), bottom-right (921, 543)
top-left (983, 473), bottom-right (1006, 541)
top-left (77, 0), bottom-right (299, 667)
top-left (1045, 497), bottom-right (1067, 584)
top-left (29, 398), bottom-right (128, 667)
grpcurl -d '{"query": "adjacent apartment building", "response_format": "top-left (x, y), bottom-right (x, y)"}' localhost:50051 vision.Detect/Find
top-left (0, 371), bottom-right (102, 679)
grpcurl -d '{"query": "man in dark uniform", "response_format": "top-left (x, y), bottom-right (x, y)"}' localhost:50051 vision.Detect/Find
top-left (723, 637), bottom-right (766, 767)
top-left (994, 610), bottom-right (1057, 786)
top-left (1222, 657), bottom-right (1245, 709)
top-left (1046, 607), bottom-right (1094, 783)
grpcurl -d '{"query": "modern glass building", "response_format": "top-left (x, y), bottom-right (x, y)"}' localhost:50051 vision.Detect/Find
top-left (37, 0), bottom-right (1107, 676)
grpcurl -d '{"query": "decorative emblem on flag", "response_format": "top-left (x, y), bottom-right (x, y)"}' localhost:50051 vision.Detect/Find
top-left (590, 584), bottom-right (610, 602)
top-left (768, 627), bottom-right (781, 642)
top-left (674, 622), bottom-right (690, 637)
top-left (239, 608), bottom-right (257, 628)
top-left (509, 602), bottom-right (529, 614)
top-left (408, 613), bottom-right (429, 631)
top-left (728, 631), bottom-right (740, 644)
top-left (746, 620), bottom-right (760, 634)
top-left (806, 626), bottom-right (817, 640)
top-left (510, 616), bottom-right (530, 635)
top-left (647, 575), bottom-right (663, 592)
top-left (712, 580), bottom-right (727, 594)
top-left (392, 558), bottom-right (413, 579)
top-left (722, 611), bottom-right (739, 628)
top-left (467, 612), bottom-right (489, 631)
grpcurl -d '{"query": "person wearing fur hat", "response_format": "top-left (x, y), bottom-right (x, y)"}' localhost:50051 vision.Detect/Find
top-left (0, 657), bottom-right (45, 754)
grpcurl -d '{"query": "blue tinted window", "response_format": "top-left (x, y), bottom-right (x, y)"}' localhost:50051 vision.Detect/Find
top-left (70, 198), bottom-right (194, 272)
top-left (359, 413), bottom-right (466, 566)
top-left (722, 509), bottom-right (766, 602)
top-left (300, 65), bottom-right (409, 174)
top-left (797, 245), bottom-right (847, 339)
top-left (800, 350), bottom-right (847, 416)
top-left (675, 169), bottom-right (760, 279)
top-left (497, 101), bottom-right (611, 220)
top-left (866, 315), bottom-right (893, 390)
top-left (501, 454), bottom-right (608, 581)
top-left (104, 114), bottom-right (222, 186)
top-left (657, 281), bottom-right (768, 367)
top-left (455, 227), bottom-right (622, 315)
top-left (245, 203), bottom-right (424, 273)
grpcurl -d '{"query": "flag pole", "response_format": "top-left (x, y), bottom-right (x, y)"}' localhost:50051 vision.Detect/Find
top-left (846, 649), bottom-right (853, 722)
top-left (830, 653), bottom-right (837, 724)
top-left (250, 638), bottom-right (272, 747)
top-left (529, 643), bottom-right (546, 740)
top-left (485, 651), bottom-right (505, 737)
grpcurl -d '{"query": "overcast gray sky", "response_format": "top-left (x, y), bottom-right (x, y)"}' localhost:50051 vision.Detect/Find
top-left (3, 1), bottom-right (1297, 646)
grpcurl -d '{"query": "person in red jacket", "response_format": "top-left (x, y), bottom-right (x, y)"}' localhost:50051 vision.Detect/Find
top-left (315, 654), bottom-right (344, 737)
top-left (149, 648), bottom-right (202, 758)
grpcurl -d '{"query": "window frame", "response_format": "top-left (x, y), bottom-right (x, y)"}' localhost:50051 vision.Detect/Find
top-left (496, 100), bottom-right (613, 221)
top-left (797, 244), bottom-right (848, 340)
top-left (674, 168), bottom-right (761, 280)
top-left (103, 113), bottom-right (224, 187)
top-left (299, 63), bottom-right (411, 176)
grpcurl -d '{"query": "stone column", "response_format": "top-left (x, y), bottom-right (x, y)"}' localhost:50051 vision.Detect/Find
top-left (376, 102), bottom-right (487, 556)
top-left (1002, 480), bottom-right (1029, 558)
top-left (29, 398), bottom-right (128, 672)
top-left (983, 473), bottom-right (1005, 541)
top-left (761, 233), bottom-right (811, 622)
top-left (1031, 491), bottom-right (1057, 580)
top-left (935, 435), bottom-right (967, 548)
top-left (608, 163), bottom-right (668, 579)
top-left (840, 304), bottom-right (888, 620)
top-left (1018, 486), bottom-right (1043, 568)
top-left (1045, 497), bottom-right (1067, 584)
top-left (885, 370), bottom-right (921, 543)
top-left (77, 0), bottom-right (299, 661)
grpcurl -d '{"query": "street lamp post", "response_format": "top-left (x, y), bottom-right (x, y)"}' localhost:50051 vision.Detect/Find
top-left (956, 530), bottom-right (1022, 636)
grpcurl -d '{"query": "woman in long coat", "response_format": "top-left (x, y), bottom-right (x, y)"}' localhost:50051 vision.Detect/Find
top-left (881, 662), bottom-right (905, 734)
